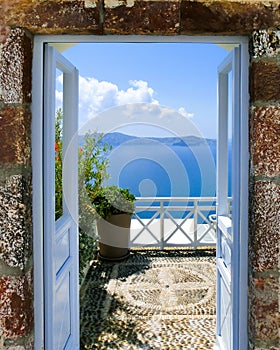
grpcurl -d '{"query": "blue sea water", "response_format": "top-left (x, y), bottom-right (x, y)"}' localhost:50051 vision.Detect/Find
top-left (97, 134), bottom-right (232, 219)
top-left (105, 140), bottom-right (227, 198)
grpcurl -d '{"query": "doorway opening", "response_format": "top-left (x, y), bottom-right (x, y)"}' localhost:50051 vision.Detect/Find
top-left (32, 36), bottom-right (249, 350)
top-left (57, 42), bottom-right (228, 251)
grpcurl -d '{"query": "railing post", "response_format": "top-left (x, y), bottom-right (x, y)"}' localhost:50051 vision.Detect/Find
top-left (194, 200), bottom-right (198, 249)
top-left (160, 200), bottom-right (164, 250)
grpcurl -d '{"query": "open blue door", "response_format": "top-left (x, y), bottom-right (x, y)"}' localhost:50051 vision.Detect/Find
top-left (44, 44), bottom-right (79, 349)
top-left (216, 45), bottom-right (248, 350)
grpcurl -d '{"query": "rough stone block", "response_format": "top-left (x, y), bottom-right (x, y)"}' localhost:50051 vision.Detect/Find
top-left (250, 106), bottom-right (280, 176)
top-left (180, 1), bottom-right (280, 35)
top-left (0, 174), bottom-right (32, 270)
top-left (249, 181), bottom-right (280, 272)
top-left (0, 28), bottom-right (32, 104)
top-left (249, 275), bottom-right (279, 344)
top-left (0, 26), bottom-right (10, 44)
top-left (0, 0), bottom-right (8, 21)
top-left (250, 60), bottom-right (280, 103)
top-left (104, 0), bottom-right (180, 34)
top-left (4, 0), bottom-right (101, 34)
top-left (0, 272), bottom-right (33, 338)
top-left (0, 105), bottom-right (31, 164)
top-left (1, 334), bottom-right (34, 349)
top-left (251, 30), bottom-right (280, 58)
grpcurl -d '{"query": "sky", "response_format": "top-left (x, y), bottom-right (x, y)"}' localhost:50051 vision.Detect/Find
top-left (56, 43), bottom-right (229, 139)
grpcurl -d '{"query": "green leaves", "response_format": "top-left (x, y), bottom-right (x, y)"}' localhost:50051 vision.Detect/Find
top-left (93, 185), bottom-right (136, 219)
top-left (78, 132), bottom-right (112, 280)
top-left (78, 131), bottom-right (112, 203)
top-left (79, 229), bottom-right (96, 283)
top-left (55, 108), bottom-right (63, 220)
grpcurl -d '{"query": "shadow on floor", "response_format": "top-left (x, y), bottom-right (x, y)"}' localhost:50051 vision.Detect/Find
top-left (80, 249), bottom-right (216, 349)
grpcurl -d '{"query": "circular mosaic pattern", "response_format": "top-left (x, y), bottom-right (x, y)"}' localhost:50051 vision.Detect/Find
top-left (80, 250), bottom-right (217, 349)
top-left (114, 266), bottom-right (215, 314)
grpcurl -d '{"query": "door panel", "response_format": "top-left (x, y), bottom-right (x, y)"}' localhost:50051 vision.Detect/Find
top-left (44, 44), bottom-right (79, 350)
top-left (216, 47), bottom-right (240, 350)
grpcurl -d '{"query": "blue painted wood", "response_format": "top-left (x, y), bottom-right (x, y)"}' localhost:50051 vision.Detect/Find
top-left (44, 45), bottom-right (79, 349)
top-left (216, 43), bottom-right (249, 349)
top-left (216, 49), bottom-right (238, 350)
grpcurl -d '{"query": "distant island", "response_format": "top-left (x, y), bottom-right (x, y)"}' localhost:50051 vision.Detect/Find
top-left (79, 132), bottom-right (216, 149)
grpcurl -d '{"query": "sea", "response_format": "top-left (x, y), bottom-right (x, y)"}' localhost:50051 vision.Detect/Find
top-left (80, 132), bottom-right (232, 219)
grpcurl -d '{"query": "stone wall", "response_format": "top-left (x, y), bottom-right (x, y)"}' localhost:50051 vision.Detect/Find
top-left (0, 26), bottom-right (34, 349)
top-left (248, 30), bottom-right (280, 350)
top-left (0, 0), bottom-right (279, 349)
top-left (1, 1), bottom-right (280, 35)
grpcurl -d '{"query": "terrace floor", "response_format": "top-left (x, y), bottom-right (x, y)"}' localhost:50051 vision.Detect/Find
top-left (80, 248), bottom-right (216, 349)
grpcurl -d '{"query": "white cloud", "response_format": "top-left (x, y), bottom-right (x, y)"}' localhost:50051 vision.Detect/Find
top-left (178, 107), bottom-right (194, 119)
top-left (56, 74), bottom-right (195, 135)
top-left (80, 103), bottom-right (201, 138)
top-left (55, 90), bottom-right (63, 109)
top-left (117, 80), bottom-right (156, 105)
top-left (57, 74), bottom-right (63, 85)
top-left (77, 76), bottom-right (158, 125)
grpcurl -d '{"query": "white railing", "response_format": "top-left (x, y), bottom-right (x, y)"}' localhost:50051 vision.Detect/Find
top-left (130, 197), bottom-right (232, 250)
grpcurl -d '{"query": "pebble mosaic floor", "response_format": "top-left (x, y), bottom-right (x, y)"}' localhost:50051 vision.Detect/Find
top-left (80, 249), bottom-right (216, 349)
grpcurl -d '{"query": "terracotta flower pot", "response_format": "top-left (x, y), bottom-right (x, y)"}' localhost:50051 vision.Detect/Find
top-left (97, 213), bottom-right (131, 261)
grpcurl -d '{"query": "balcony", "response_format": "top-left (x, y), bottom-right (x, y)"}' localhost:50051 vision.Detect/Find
top-left (80, 197), bottom-right (233, 348)
top-left (130, 197), bottom-right (232, 249)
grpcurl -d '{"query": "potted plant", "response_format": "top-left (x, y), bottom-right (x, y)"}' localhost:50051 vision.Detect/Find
top-left (93, 185), bottom-right (136, 261)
